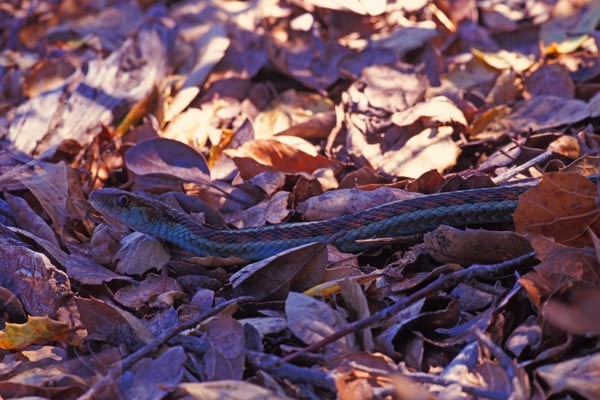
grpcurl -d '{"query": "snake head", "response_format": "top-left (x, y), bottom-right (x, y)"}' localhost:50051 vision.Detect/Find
top-left (89, 188), bottom-right (168, 236)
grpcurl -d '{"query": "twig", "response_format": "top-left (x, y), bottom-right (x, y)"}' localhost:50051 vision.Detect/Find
top-left (400, 371), bottom-right (507, 400)
top-left (283, 252), bottom-right (535, 362)
top-left (493, 150), bottom-right (552, 185)
top-left (246, 350), bottom-right (336, 392)
top-left (78, 296), bottom-right (255, 400)
top-left (473, 328), bottom-right (529, 400)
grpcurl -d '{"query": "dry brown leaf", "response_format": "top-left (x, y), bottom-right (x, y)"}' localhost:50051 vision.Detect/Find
top-left (424, 226), bottom-right (533, 265)
top-left (514, 173), bottom-right (600, 247)
top-left (299, 187), bottom-right (421, 221)
top-left (541, 281), bottom-right (600, 335)
top-left (201, 315), bottom-right (245, 381)
top-left (286, 292), bottom-right (359, 358)
top-left (547, 135), bottom-right (579, 158)
top-left (114, 233), bottom-right (171, 275)
top-left (121, 346), bottom-right (186, 399)
top-left (296, 0), bottom-right (387, 15)
top-left (0, 316), bottom-right (78, 350)
top-left (0, 241), bottom-right (71, 317)
top-left (164, 25), bottom-right (229, 122)
top-left (162, 107), bottom-right (210, 149)
top-left (22, 58), bottom-right (76, 98)
top-left (540, 2), bottom-right (600, 53)
top-left (65, 254), bottom-right (135, 286)
top-left (125, 138), bottom-right (211, 184)
top-left (4, 193), bottom-right (59, 248)
top-left (231, 242), bottom-right (327, 301)
top-left (114, 84), bottom-right (159, 138)
top-left (113, 273), bottom-right (182, 310)
top-left (18, 162), bottom-right (69, 237)
top-left (75, 297), bottom-right (154, 350)
top-left (519, 244), bottom-right (599, 308)
top-left (224, 191), bottom-right (289, 229)
top-left (339, 279), bottom-right (374, 352)
top-left (253, 90), bottom-right (334, 139)
top-left (472, 48), bottom-right (535, 72)
top-left (225, 139), bottom-right (336, 179)
top-left (179, 380), bottom-right (281, 400)
top-left (375, 126), bottom-right (461, 178)
top-left (525, 64), bottom-right (575, 98)
top-left (507, 95), bottom-right (589, 132)
top-left (391, 95), bottom-right (467, 128)
top-left (588, 92), bottom-right (600, 117)
top-left (536, 352), bottom-right (600, 399)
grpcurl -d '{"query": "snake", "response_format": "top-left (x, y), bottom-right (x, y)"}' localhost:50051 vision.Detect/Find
top-left (89, 184), bottom-right (532, 260)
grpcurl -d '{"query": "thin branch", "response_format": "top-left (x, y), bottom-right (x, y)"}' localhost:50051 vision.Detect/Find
top-left (78, 296), bottom-right (255, 400)
top-left (283, 252), bottom-right (535, 362)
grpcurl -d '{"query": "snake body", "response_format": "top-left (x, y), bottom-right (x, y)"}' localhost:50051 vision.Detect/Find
top-left (89, 184), bottom-right (531, 260)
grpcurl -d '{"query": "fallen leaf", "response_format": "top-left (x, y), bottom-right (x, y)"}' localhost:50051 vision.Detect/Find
top-left (125, 138), bottom-right (211, 185)
top-left (179, 380), bottom-right (281, 400)
top-left (525, 64), bottom-right (575, 98)
top-left (164, 25), bottom-right (229, 122)
top-left (0, 316), bottom-right (77, 350)
top-left (231, 242), bottom-right (327, 301)
top-left (472, 48), bottom-right (535, 72)
top-left (541, 281), bottom-right (600, 335)
top-left (285, 292), bottom-right (359, 358)
top-left (391, 95), bottom-right (467, 128)
top-left (299, 186), bottom-right (421, 221)
top-left (225, 139), bottom-right (336, 179)
top-left (424, 226), bottom-right (533, 265)
top-left (201, 315), bottom-right (245, 381)
top-left (75, 297), bottom-right (153, 351)
top-left (514, 173), bottom-right (600, 247)
top-left (120, 346), bottom-right (186, 399)
top-left (507, 96), bottom-right (589, 132)
top-left (114, 232), bottom-right (171, 275)
top-left (536, 352), bottom-right (600, 399)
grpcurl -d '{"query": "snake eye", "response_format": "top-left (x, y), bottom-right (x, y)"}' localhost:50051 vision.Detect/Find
top-left (116, 195), bottom-right (130, 207)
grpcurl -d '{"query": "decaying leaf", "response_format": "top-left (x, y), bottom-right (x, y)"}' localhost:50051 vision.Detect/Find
top-left (514, 173), bottom-right (600, 247)
top-left (0, 316), bottom-right (78, 350)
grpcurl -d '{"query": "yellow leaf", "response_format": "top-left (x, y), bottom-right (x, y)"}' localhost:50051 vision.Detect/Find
top-left (0, 316), bottom-right (79, 350)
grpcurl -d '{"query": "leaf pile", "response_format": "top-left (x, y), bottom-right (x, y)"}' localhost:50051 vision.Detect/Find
top-left (1, 0), bottom-right (600, 399)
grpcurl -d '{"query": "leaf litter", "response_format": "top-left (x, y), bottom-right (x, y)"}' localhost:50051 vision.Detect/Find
top-left (1, 0), bottom-right (600, 399)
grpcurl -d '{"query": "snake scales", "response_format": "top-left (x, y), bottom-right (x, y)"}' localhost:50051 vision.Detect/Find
top-left (89, 184), bottom-right (532, 260)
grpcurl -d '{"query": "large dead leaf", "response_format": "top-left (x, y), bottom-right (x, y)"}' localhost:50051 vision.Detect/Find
top-left (201, 315), bottom-right (245, 381)
top-left (541, 281), bottom-right (600, 335)
top-left (125, 138), bottom-right (211, 184)
top-left (164, 24), bottom-right (230, 122)
top-left (225, 139), bottom-right (336, 179)
top-left (519, 243), bottom-right (599, 309)
top-left (0, 316), bottom-right (77, 350)
top-left (299, 186), bottom-right (421, 220)
top-left (371, 126), bottom-right (461, 178)
top-left (514, 173), bottom-right (600, 247)
top-left (231, 242), bottom-right (327, 301)
top-left (179, 380), bottom-right (281, 400)
top-left (285, 292), bottom-right (359, 358)
top-left (424, 226), bottom-right (533, 265)
top-left (391, 96), bottom-right (467, 128)
top-left (536, 352), bottom-right (600, 399)
top-left (119, 346), bottom-right (186, 399)
top-left (253, 89), bottom-right (334, 139)
top-left (525, 63), bottom-right (575, 98)
top-left (506, 96), bottom-right (589, 131)
top-left (75, 297), bottom-right (153, 351)
top-left (8, 24), bottom-right (171, 155)
top-left (0, 240), bottom-right (71, 317)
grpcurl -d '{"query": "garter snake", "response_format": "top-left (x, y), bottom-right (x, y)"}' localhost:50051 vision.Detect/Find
top-left (89, 184), bottom-right (532, 260)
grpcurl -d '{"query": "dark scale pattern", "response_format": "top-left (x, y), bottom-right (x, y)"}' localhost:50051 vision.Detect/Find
top-left (90, 185), bottom-right (531, 260)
